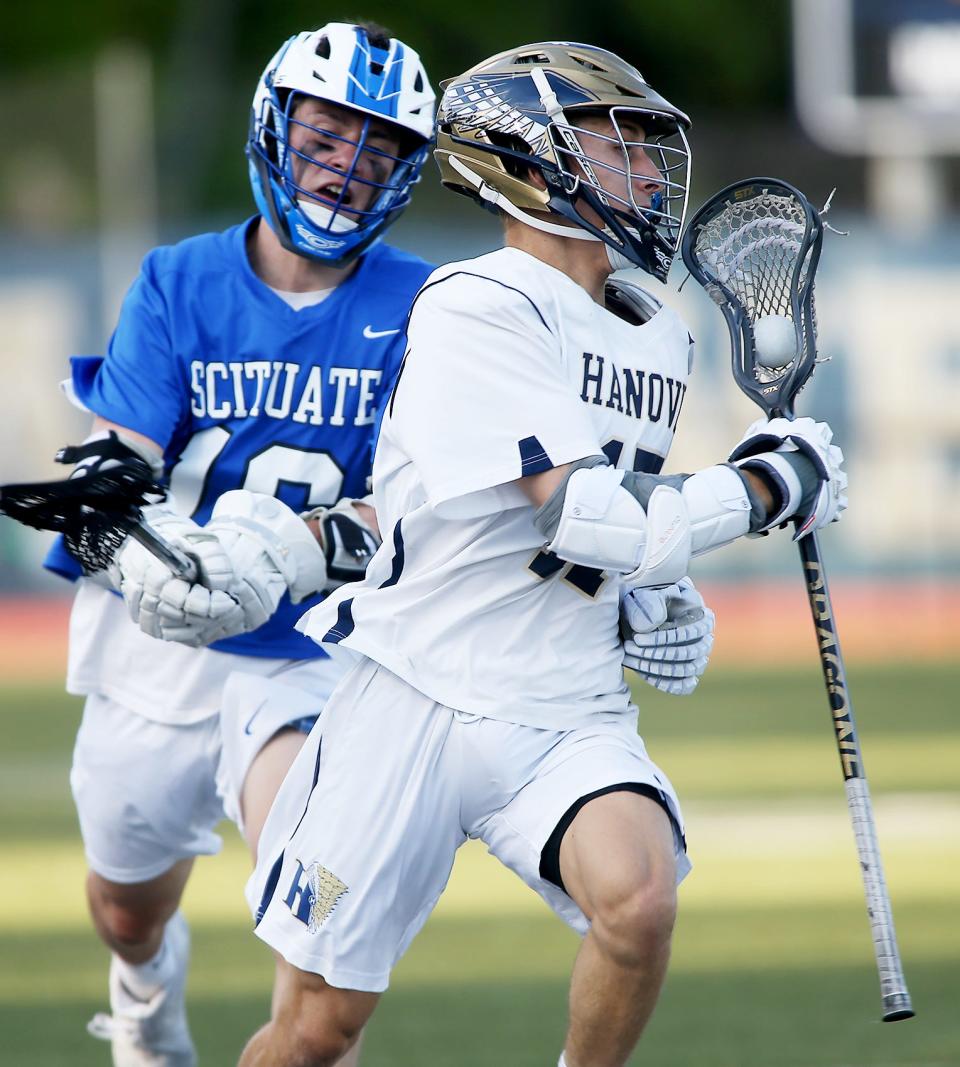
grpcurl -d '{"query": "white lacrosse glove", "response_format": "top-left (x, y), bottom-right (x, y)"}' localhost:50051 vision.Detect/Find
top-left (729, 416), bottom-right (847, 539)
top-left (621, 577), bottom-right (715, 696)
top-left (121, 492), bottom-right (380, 648)
top-left (110, 504), bottom-right (232, 637)
top-left (114, 503), bottom-right (246, 646)
top-left (139, 491), bottom-right (328, 645)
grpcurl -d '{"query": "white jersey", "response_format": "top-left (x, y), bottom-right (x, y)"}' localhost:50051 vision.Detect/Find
top-left (67, 583), bottom-right (295, 725)
top-left (299, 247), bottom-right (693, 730)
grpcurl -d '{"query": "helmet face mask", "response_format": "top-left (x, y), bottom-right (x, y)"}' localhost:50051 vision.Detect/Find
top-left (435, 43), bottom-right (691, 281)
top-left (547, 106), bottom-right (691, 278)
top-left (248, 24), bottom-right (435, 265)
top-left (256, 89), bottom-right (422, 247)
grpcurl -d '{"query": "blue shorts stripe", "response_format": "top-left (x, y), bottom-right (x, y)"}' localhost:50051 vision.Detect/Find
top-left (254, 851), bottom-right (285, 927)
top-left (254, 736), bottom-right (325, 927)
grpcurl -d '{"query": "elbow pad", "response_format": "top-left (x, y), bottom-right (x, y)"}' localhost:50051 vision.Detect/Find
top-left (539, 463), bottom-right (754, 588)
top-left (544, 465), bottom-right (652, 571)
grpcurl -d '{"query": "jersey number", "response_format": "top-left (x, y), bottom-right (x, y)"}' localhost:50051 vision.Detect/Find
top-left (168, 426), bottom-right (345, 516)
top-left (528, 550), bottom-right (605, 599)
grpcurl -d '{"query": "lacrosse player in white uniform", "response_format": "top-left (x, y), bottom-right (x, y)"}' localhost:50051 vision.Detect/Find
top-left (44, 22), bottom-right (435, 1067)
top-left (184, 42), bottom-right (845, 1067)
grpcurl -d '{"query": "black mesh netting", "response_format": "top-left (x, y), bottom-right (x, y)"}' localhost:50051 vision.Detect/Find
top-left (0, 466), bottom-right (157, 574)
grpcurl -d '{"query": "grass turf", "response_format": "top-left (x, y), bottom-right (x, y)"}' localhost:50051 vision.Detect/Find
top-left (0, 662), bottom-right (957, 1065)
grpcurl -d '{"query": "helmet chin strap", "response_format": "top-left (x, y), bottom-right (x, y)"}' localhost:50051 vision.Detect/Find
top-left (447, 155), bottom-right (596, 240)
top-left (606, 246), bottom-right (636, 272)
top-left (446, 155), bottom-right (641, 277)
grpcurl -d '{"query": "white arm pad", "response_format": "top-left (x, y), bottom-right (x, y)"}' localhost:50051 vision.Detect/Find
top-left (683, 464), bottom-right (753, 556)
top-left (546, 463), bottom-right (753, 589)
top-left (208, 491), bottom-right (328, 604)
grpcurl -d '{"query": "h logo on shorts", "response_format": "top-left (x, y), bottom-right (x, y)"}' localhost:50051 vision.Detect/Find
top-left (285, 859), bottom-right (349, 934)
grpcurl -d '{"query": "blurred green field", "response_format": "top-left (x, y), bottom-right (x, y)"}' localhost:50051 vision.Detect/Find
top-left (1, 663), bottom-right (957, 1066)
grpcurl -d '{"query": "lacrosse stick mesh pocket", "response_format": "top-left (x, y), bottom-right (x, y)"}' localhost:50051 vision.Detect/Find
top-left (690, 190), bottom-right (819, 379)
top-left (0, 466), bottom-right (158, 573)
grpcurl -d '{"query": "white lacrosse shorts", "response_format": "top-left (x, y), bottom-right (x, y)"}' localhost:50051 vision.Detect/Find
top-left (71, 656), bottom-right (347, 884)
top-left (248, 656), bottom-right (690, 993)
top-left (71, 692), bottom-right (226, 883)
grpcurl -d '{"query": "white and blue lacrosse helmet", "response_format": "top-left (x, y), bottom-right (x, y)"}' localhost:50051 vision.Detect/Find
top-left (248, 23), bottom-right (435, 263)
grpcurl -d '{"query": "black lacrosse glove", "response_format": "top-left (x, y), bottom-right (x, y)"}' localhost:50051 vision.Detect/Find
top-left (0, 431), bottom-right (167, 573)
top-left (302, 499), bottom-right (381, 587)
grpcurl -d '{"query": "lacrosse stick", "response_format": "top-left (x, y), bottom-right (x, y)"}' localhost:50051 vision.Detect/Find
top-left (0, 447), bottom-right (196, 580)
top-left (681, 177), bottom-right (913, 1022)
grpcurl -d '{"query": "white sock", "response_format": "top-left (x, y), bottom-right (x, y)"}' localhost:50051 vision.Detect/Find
top-left (558, 1054), bottom-right (569, 1067)
top-left (114, 915), bottom-right (181, 1000)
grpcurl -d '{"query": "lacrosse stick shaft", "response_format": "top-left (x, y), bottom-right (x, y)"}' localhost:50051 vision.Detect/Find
top-left (796, 528), bottom-right (913, 1021)
top-left (128, 523), bottom-right (198, 581)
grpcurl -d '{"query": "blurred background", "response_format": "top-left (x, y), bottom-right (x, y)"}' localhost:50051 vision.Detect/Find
top-left (3, 0), bottom-right (960, 596)
top-left (0, 2), bottom-right (958, 1064)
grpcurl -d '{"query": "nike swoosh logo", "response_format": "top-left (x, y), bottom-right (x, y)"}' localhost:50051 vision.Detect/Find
top-left (363, 326), bottom-right (400, 339)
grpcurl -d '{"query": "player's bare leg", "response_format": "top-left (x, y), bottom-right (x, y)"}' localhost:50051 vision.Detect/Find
top-left (238, 959), bottom-right (378, 1066)
top-left (240, 728), bottom-right (309, 862)
top-left (559, 791), bottom-right (679, 1067)
top-left (240, 729), bottom-right (364, 1067)
top-left (86, 860), bottom-right (197, 1063)
top-left (87, 859), bottom-right (193, 963)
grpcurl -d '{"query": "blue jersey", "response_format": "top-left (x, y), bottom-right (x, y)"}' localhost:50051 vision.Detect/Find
top-left (45, 217), bottom-right (433, 660)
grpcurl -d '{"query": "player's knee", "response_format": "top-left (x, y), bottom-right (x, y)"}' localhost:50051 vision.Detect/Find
top-left (87, 879), bottom-right (165, 949)
top-left (285, 1013), bottom-right (361, 1067)
top-left (591, 873), bottom-right (677, 968)
top-left (275, 974), bottom-right (370, 1067)
top-left (96, 898), bottom-right (165, 948)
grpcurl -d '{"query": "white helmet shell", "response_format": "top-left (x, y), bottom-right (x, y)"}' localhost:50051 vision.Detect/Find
top-left (255, 24), bottom-right (434, 147)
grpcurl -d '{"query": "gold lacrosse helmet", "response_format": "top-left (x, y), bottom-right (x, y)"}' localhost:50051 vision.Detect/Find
top-left (435, 42), bottom-right (691, 281)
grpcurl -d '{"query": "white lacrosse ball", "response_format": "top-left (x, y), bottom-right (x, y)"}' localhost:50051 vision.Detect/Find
top-left (752, 314), bottom-right (798, 368)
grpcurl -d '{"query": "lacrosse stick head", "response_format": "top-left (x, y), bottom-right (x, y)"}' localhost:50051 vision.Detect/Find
top-left (680, 177), bottom-right (823, 418)
top-left (0, 456), bottom-right (162, 574)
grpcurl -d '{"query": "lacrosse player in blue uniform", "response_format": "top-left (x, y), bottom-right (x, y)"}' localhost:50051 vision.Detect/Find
top-left (45, 23), bottom-right (434, 1066)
